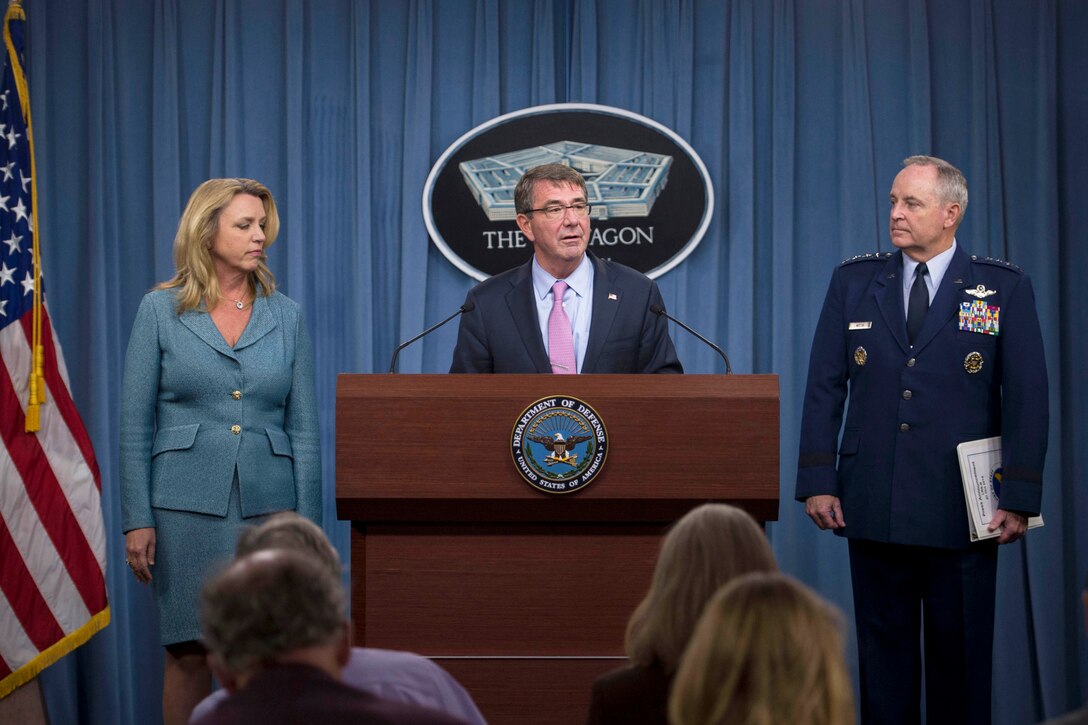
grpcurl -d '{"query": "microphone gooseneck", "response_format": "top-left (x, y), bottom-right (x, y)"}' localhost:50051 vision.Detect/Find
top-left (388, 300), bottom-right (476, 373)
top-left (650, 303), bottom-right (733, 374)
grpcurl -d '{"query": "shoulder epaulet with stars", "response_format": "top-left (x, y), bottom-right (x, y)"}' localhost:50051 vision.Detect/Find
top-left (970, 255), bottom-right (1023, 273)
top-left (839, 252), bottom-right (893, 267)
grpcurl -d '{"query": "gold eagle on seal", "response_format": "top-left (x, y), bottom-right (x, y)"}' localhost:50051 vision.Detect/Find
top-left (528, 432), bottom-right (592, 466)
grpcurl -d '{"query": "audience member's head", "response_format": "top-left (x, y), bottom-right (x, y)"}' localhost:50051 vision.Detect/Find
top-left (234, 511), bottom-right (341, 578)
top-left (200, 548), bottom-right (350, 691)
top-left (625, 503), bottom-right (777, 673)
top-left (668, 572), bottom-right (854, 725)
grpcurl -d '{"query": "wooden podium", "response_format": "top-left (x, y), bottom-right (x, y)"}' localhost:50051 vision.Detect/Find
top-left (336, 374), bottom-right (778, 724)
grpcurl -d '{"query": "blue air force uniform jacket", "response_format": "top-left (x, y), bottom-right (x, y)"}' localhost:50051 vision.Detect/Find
top-left (119, 289), bottom-right (321, 531)
top-left (795, 246), bottom-right (1048, 549)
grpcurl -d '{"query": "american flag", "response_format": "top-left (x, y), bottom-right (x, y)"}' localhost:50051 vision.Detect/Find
top-left (0, 1), bottom-right (109, 698)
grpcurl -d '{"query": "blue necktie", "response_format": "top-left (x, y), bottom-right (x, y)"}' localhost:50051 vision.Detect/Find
top-left (907, 262), bottom-right (929, 346)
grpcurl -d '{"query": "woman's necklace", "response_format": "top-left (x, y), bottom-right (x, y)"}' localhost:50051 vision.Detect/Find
top-left (226, 292), bottom-right (250, 310)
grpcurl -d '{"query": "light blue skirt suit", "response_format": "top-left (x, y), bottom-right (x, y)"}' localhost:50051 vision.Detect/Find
top-left (120, 288), bottom-right (321, 645)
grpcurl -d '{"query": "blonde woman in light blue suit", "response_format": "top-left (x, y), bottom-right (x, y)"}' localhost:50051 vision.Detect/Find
top-left (120, 178), bottom-right (321, 725)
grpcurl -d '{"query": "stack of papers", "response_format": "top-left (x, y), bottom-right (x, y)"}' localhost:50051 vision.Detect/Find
top-left (956, 436), bottom-right (1044, 542)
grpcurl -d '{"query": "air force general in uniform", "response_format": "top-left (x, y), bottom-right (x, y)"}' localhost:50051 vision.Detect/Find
top-left (796, 156), bottom-right (1048, 724)
top-left (449, 163), bottom-right (682, 375)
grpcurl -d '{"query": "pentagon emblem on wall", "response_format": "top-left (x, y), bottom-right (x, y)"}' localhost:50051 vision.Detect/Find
top-left (424, 103), bottom-right (714, 281)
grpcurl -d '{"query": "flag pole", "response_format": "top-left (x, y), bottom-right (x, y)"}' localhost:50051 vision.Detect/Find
top-left (3, 0), bottom-right (44, 431)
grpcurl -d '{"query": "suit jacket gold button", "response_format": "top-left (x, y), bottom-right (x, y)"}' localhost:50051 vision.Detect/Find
top-left (231, 390), bottom-right (242, 400)
top-left (231, 425), bottom-right (241, 435)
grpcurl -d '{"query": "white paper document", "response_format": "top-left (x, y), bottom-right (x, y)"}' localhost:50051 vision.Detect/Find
top-left (957, 436), bottom-right (1044, 542)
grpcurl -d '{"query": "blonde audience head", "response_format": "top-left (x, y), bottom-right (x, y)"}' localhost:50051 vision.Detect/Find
top-left (625, 503), bottom-right (777, 673)
top-left (668, 572), bottom-right (854, 725)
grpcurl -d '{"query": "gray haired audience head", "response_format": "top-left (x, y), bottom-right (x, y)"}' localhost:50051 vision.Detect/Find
top-left (200, 548), bottom-right (346, 677)
top-left (514, 163), bottom-right (588, 215)
top-left (901, 155), bottom-right (969, 221)
top-left (234, 511), bottom-right (340, 579)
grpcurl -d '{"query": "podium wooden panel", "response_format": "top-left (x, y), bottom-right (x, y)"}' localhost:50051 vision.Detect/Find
top-left (336, 374), bottom-right (778, 724)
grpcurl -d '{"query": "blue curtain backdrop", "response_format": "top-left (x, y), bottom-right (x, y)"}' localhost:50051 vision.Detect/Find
top-left (18, 0), bottom-right (1084, 722)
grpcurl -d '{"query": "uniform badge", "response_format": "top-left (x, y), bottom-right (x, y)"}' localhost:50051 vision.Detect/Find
top-left (959, 300), bottom-right (1000, 336)
top-left (848, 321), bottom-right (872, 330)
top-left (511, 395), bottom-right (608, 494)
top-left (965, 284), bottom-right (997, 299)
top-left (964, 351), bottom-right (984, 374)
top-left (854, 346), bottom-right (867, 366)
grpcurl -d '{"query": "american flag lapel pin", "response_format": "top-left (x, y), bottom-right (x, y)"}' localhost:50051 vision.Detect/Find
top-left (608, 293), bottom-right (618, 301)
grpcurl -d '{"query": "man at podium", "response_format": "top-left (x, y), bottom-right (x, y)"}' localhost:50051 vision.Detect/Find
top-left (449, 164), bottom-right (682, 374)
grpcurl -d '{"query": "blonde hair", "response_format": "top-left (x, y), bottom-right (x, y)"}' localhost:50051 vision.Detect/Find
top-left (625, 504), bottom-right (777, 673)
top-left (668, 572), bottom-right (854, 725)
top-left (155, 178), bottom-right (279, 312)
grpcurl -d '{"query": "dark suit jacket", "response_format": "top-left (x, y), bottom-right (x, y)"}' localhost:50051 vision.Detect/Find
top-left (190, 664), bottom-right (469, 725)
top-left (449, 253), bottom-right (683, 374)
top-left (586, 661), bottom-right (671, 725)
top-left (795, 246), bottom-right (1048, 549)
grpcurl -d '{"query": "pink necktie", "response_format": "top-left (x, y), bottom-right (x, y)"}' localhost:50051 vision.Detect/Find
top-left (548, 280), bottom-right (576, 374)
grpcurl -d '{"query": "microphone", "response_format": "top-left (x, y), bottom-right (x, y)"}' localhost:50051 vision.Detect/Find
top-left (388, 301), bottom-right (476, 373)
top-left (650, 303), bottom-right (733, 374)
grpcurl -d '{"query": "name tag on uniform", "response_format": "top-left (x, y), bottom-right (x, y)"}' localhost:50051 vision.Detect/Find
top-left (959, 300), bottom-right (1000, 336)
top-left (848, 321), bottom-right (872, 330)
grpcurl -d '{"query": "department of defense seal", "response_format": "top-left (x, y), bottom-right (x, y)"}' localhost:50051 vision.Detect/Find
top-left (964, 351), bottom-right (984, 374)
top-left (511, 395), bottom-right (609, 494)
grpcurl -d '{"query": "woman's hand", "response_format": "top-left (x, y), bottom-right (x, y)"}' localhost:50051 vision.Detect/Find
top-left (124, 527), bottom-right (156, 584)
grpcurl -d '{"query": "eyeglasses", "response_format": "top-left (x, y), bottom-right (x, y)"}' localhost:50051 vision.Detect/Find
top-left (522, 202), bottom-right (593, 220)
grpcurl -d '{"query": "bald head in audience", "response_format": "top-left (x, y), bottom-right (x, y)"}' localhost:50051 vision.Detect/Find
top-left (200, 548), bottom-right (349, 691)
